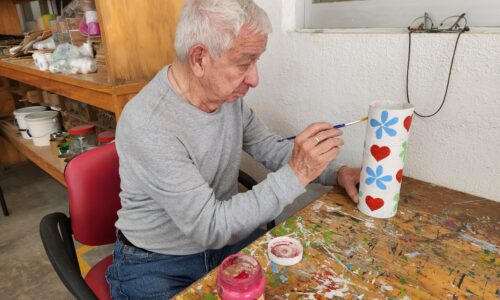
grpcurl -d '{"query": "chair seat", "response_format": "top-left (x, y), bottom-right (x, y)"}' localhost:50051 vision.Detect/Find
top-left (85, 255), bottom-right (113, 300)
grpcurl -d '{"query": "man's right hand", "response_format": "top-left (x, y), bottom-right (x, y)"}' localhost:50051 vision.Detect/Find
top-left (288, 122), bottom-right (344, 187)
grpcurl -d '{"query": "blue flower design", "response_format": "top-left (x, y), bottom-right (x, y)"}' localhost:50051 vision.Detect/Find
top-left (370, 110), bottom-right (399, 139)
top-left (365, 165), bottom-right (393, 190)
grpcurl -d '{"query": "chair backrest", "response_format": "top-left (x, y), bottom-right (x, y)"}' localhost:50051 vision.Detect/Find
top-left (65, 143), bottom-right (121, 246)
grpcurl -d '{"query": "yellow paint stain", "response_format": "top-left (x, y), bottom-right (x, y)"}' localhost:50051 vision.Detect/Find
top-left (76, 245), bottom-right (95, 277)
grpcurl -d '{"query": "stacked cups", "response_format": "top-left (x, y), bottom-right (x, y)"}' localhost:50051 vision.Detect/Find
top-left (358, 101), bottom-right (414, 218)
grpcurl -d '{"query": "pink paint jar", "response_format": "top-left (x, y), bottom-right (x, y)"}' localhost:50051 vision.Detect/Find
top-left (216, 253), bottom-right (266, 300)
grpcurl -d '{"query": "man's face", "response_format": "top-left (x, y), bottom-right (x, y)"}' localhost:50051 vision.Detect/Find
top-left (200, 27), bottom-right (267, 110)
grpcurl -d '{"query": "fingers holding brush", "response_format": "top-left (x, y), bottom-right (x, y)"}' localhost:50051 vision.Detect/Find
top-left (289, 122), bottom-right (344, 187)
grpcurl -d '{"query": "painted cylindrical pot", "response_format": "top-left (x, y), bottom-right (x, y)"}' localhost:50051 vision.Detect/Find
top-left (358, 101), bottom-right (414, 218)
top-left (216, 253), bottom-right (266, 300)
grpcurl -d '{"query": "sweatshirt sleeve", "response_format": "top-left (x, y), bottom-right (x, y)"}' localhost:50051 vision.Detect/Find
top-left (241, 101), bottom-right (344, 186)
top-left (241, 101), bottom-right (295, 171)
top-left (123, 128), bottom-right (306, 250)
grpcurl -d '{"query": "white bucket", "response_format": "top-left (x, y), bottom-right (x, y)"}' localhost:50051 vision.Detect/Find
top-left (13, 106), bottom-right (48, 139)
top-left (24, 111), bottom-right (61, 147)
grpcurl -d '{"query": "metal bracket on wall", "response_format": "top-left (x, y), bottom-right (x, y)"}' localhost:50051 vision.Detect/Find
top-left (408, 12), bottom-right (470, 33)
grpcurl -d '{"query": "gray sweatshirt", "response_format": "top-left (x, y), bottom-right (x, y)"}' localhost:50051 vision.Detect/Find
top-left (115, 66), bottom-right (341, 255)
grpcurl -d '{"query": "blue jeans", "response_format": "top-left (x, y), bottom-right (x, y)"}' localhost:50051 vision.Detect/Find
top-left (105, 229), bottom-right (265, 299)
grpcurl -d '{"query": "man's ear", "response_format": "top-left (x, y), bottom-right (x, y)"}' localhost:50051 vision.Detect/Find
top-left (188, 44), bottom-right (210, 77)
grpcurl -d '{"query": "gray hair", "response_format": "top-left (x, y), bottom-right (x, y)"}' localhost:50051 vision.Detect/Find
top-left (174, 0), bottom-right (272, 63)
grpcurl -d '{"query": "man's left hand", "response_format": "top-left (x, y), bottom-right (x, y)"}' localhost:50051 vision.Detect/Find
top-left (336, 166), bottom-right (361, 203)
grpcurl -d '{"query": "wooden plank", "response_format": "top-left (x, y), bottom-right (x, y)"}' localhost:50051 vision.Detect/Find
top-left (96, 0), bottom-right (183, 84)
top-left (0, 0), bottom-right (22, 35)
top-left (176, 179), bottom-right (500, 299)
top-left (0, 121), bottom-right (66, 186)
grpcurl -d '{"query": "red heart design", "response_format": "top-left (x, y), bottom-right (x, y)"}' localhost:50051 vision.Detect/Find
top-left (370, 145), bottom-right (391, 161)
top-left (396, 169), bottom-right (403, 183)
top-left (404, 116), bottom-right (412, 131)
top-left (366, 196), bottom-right (384, 211)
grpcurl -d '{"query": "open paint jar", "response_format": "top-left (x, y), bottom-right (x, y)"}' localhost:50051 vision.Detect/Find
top-left (216, 253), bottom-right (265, 300)
top-left (267, 237), bottom-right (303, 266)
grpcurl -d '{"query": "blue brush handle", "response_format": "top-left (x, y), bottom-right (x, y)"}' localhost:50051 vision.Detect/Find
top-left (277, 123), bottom-right (345, 142)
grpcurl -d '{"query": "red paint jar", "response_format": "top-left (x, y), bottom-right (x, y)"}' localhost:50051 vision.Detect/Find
top-left (216, 253), bottom-right (265, 300)
top-left (97, 130), bottom-right (115, 145)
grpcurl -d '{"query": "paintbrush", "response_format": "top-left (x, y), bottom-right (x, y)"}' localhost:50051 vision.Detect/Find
top-left (277, 116), bottom-right (368, 142)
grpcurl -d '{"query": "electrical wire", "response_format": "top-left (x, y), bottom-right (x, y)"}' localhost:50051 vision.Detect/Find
top-left (406, 16), bottom-right (467, 118)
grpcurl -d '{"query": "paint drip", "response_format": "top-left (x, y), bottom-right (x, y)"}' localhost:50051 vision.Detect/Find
top-left (216, 253), bottom-right (265, 300)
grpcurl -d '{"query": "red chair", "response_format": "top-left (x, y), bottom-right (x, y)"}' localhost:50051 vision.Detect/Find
top-left (40, 142), bottom-right (272, 299)
top-left (40, 143), bottom-right (120, 300)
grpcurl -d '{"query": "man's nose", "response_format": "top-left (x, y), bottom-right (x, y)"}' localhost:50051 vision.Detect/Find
top-left (244, 63), bottom-right (259, 88)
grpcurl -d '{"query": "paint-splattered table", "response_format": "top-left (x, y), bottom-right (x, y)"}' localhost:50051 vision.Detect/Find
top-left (175, 178), bottom-right (499, 299)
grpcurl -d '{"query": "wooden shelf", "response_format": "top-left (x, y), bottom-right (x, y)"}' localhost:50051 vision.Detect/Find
top-left (0, 120), bottom-right (66, 186)
top-left (0, 58), bottom-right (146, 118)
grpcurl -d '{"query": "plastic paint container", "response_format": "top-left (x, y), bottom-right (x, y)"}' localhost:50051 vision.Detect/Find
top-left (24, 111), bottom-right (61, 146)
top-left (13, 106), bottom-right (48, 139)
top-left (267, 237), bottom-right (303, 266)
top-left (216, 253), bottom-right (265, 300)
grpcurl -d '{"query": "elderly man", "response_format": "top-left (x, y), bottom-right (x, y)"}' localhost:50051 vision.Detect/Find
top-left (106, 0), bottom-right (360, 298)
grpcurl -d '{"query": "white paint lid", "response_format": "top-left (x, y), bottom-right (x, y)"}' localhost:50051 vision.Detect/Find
top-left (24, 111), bottom-right (59, 122)
top-left (267, 236), bottom-right (303, 266)
top-left (13, 106), bottom-right (47, 116)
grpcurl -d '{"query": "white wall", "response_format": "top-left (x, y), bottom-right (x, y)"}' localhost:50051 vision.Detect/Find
top-left (241, 0), bottom-right (500, 206)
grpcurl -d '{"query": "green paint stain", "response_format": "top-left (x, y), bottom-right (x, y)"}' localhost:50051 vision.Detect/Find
top-left (399, 277), bottom-right (407, 285)
top-left (469, 271), bottom-right (475, 276)
top-left (284, 218), bottom-right (294, 229)
top-left (204, 293), bottom-right (217, 300)
top-left (304, 225), bottom-right (317, 232)
top-left (272, 226), bottom-right (287, 237)
top-left (400, 141), bottom-right (408, 160)
top-left (242, 249), bottom-right (251, 255)
top-left (322, 231), bottom-right (335, 245)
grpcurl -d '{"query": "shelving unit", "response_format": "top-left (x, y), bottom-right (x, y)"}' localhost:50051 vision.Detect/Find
top-left (0, 0), bottom-right (184, 184)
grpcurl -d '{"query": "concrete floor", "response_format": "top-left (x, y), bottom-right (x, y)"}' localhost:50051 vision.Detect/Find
top-left (0, 162), bottom-right (111, 300)
top-left (0, 162), bottom-right (330, 299)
